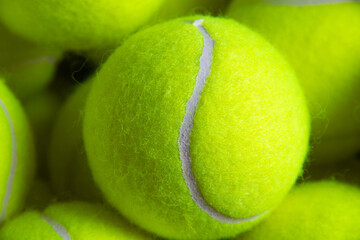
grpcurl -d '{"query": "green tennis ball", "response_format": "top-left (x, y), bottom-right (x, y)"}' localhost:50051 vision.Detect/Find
top-left (26, 179), bottom-right (53, 210)
top-left (24, 90), bottom-right (62, 175)
top-left (0, 79), bottom-right (35, 224)
top-left (154, 0), bottom-right (231, 21)
top-left (0, 24), bottom-right (61, 99)
top-left (236, 181), bottom-right (360, 240)
top-left (0, 201), bottom-right (155, 240)
top-left (303, 157), bottom-right (360, 185)
top-left (227, 0), bottom-right (360, 164)
top-left (49, 80), bottom-right (101, 202)
top-left (0, 0), bottom-right (165, 52)
top-left (84, 16), bottom-right (310, 239)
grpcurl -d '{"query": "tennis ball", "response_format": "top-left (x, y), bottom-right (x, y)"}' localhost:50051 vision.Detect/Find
top-left (0, 24), bottom-right (61, 100)
top-left (26, 179), bottom-right (53, 210)
top-left (0, 0), bottom-right (165, 52)
top-left (303, 157), bottom-right (360, 185)
top-left (84, 16), bottom-right (310, 239)
top-left (227, 0), bottom-right (360, 164)
top-left (236, 181), bottom-right (360, 240)
top-left (49, 80), bottom-right (101, 201)
top-left (0, 79), bottom-right (35, 224)
top-left (154, 0), bottom-right (231, 21)
top-left (0, 201), bottom-right (155, 240)
top-left (24, 91), bottom-right (62, 176)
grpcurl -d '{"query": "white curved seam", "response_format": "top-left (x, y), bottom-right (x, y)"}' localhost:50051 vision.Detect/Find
top-left (179, 19), bottom-right (265, 224)
top-left (20, 56), bottom-right (57, 67)
top-left (40, 215), bottom-right (73, 240)
top-left (0, 99), bottom-right (17, 224)
top-left (261, 0), bottom-right (357, 6)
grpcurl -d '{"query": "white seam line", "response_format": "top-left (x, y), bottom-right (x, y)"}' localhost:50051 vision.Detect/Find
top-left (178, 19), bottom-right (265, 224)
top-left (0, 99), bottom-right (17, 224)
top-left (40, 215), bottom-right (73, 240)
top-left (261, 0), bottom-right (358, 6)
top-left (20, 56), bottom-right (57, 67)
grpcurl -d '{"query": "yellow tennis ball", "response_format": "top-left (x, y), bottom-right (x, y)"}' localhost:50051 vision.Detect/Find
top-left (49, 80), bottom-right (101, 202)
top-left (304, 158), bottom-right (360, 185)
top-left (0, 0), bottom-right (165, 52)
top-left (0, 79), bottom-right (35, 224)
top-left (154, 0), bottom-right (231, 21)
top-left (227, 0), bottom-right (360, 164)
top-left (25, 179), bottom-right (53, 210)
top-left (0, 201), bottom-right (155, 240)
top-left (24, 90), bottom-right (62, 175)
top-left (0, 24), bottom-right (61, 99)
top-left (84, 16), bottom-right (310, 239)
top-left (236, 181), bottom-right (360, 240)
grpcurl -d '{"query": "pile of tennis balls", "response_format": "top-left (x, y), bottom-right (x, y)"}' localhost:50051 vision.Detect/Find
top-left (0, 0), bottom-right (359, 239)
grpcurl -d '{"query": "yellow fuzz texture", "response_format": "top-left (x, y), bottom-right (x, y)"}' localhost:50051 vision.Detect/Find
top-left (0, 80), bottom-right (35, 223)
top-left (0, 201), bottom-right (155, 240)
top-left (236, 181), bottom-right (360, 240)
top-left (227, 0), bottom-right (360, 164)
top-left (84, 16), bottom-right (310, 239)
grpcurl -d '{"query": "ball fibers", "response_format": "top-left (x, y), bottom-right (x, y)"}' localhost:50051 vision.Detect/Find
top-left (84, 16), bottom-right (310, 239)
top-left (49, 80), bottom-right (101, 201)
top-left (304, 157), bottom-right (360, 185)
top-left (0, 0), bottom-right (165, 51)
top-left (237, 181), bottom-right (360, 240)
top-left (0, 202), bottom-right (154, 240)
top-left (0, 24), bottom-right (61, 99)
top-left (0, 79), bottom-right (35, 223)
top-left (227, 0), bottom-right (360, 164)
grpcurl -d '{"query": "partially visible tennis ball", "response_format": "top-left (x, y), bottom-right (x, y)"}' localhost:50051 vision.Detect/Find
top-left (236, 181), bottom-right (360, 240)
top-left (154, 0), bottom-right (231, 21)
top-left (26, 179), bottom-right (53, 210)
top-left (0, 79), bottom-right (35, 224)
top-left (303, 157), bottom-right (360, 186)
top-left (0, 201), bottom-right (155, 240)
top-left (24, 91), bottom-right (62, 175)
top-left (49, 80), bottom-right (101, 201)
top-left (227, 0), bottom-right (360, 164)
top-left (84, 16), bottom-right (310, 239)
top-left (0, 24), bottom-right (61, 99)
top-left (0, 0), bottom-right (165, 52)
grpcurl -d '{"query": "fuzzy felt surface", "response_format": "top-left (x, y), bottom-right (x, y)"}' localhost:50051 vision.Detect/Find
top-left (48, 80), bottom-right (102, 202)
top-left (0, 0), bottom-right (165, 51)
top-left (0, 24), bottom-right (61, 99)
top-left (0, 80), bottom-right (35, 224)
top-left (0, 201), bottom-right (154, 240)
top-left (236, 181), bottom-right (360, 240)
top-left (227, 1), bottom-right (360, 164)
top-left (84, 16), bottom-right (310, 239)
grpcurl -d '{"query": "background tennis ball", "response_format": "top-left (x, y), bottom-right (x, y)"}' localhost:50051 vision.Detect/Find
top-left (84, 16), bottom-right (310, 239)
top-left (49, 80), bottom-right (101, 202)
top-left (25, 179), bottom-right (53, 210)
top-left (236, 181), bottom-right (360, 240)
top-left (227, 0), bottom-right (360, 164)
top-left (24, 90), bottom-right (62, 176)
top-left (0, 79), bottom-right (35, 224)
top-left (0, 24), bottom-right (61, 100)
top-left (303, 157), bottom-right (360, 186)
top-left (0, 0), bottom-right (165, 52)
top-left (0, 201), bottom-right (155, 240)
top-left (153, 0), bottom-right (231, 21)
